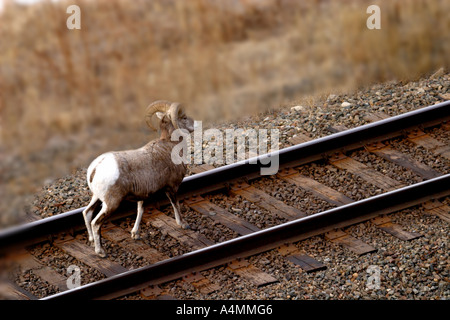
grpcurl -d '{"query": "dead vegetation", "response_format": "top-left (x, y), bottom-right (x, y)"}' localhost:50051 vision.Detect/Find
top-left (0, 0), bottom-right (448, 226)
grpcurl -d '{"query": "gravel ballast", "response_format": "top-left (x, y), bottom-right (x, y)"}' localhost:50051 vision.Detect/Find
top-left (20, 71), bottom-right (450, 300)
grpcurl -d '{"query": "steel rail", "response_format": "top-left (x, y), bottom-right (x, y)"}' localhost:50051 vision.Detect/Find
top-left (179, 100), bottom-right (450, 195)
top-left (0, 100), bottom-right (449, 254)
top-left (43, 173), bottom-right (450, 300)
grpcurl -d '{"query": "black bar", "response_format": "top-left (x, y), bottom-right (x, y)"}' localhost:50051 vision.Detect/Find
top-left (43, 174), bottom-right (450, 300)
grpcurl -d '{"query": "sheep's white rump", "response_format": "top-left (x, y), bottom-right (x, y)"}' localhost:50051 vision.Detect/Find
top-left (87, 153), bottom-right (120, 201)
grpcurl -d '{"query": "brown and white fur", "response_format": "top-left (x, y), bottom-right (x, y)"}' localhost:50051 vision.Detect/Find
top-left (83, 101), bottom-right (194, 257)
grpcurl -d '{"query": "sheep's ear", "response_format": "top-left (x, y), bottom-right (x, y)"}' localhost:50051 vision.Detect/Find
top-left (156, 112), bottom-right (165, 120)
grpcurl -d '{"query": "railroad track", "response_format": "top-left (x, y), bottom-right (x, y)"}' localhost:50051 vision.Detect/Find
top-left (0, 101), bottom-right (449, 300)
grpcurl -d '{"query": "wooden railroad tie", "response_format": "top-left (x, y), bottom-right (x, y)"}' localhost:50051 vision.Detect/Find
top-left (422, 200), bottom-right (450, 223)
top-left (182, 272), bottom-right (220, 294)
top-left (185, 195), bottom-right (260, 236)
top-left (364, 111), bottom-right (449, 169)
top-left (328, 123), bottom-right (442, 180)
top-left (278, 244), bottom-right (326, 273)
top-left (229, 181), bottom-right (307, 220)
top-left (140, 285), bottom-right (177, 300)
top-left (371, 215), bottom-right (422, 241)
top-left (227, 259), bottom-right (278, 287)
top-left (54, 235), bottom-right (128, 278)
top-left (325, 229), bottom-right (377, 256)
top-left (0, 280), bottom-right (38, 300)
top-left (328, 152), bottom-right (405, 191)
top-left (184, 196), bottom-right (279, 287)
top-left (406, 128), bottom-right (450, 160)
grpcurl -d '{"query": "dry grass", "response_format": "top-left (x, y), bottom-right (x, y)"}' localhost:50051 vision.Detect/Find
top-left (0, 0), bottom-right (449, 226)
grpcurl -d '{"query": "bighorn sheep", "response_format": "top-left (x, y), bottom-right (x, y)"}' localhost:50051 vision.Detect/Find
top-left (83, 101), bottom-right (194, 257)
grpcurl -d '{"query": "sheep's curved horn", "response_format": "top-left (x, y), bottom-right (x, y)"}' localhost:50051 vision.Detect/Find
top-left (145, 100), bottom-right (172, 130)
top-left (169, 102), bottom-right (185, 129)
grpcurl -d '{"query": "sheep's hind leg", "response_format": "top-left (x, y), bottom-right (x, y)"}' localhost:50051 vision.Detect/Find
top-left (131, 201), bottom-right (144, 240)
top-left (165, 191), bottom-right (189, 229)
top-left (91, 201), bottom-right (118, 258)
top-left (83, 196), bottom-right (100, 244)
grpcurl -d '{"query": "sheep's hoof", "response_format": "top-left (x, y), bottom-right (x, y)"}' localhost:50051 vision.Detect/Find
top-left (95, 247), bottom-right (108, 258)
top-left (131, 232), bottom-right (141, 240)
top-left (181, 222), bottom-right (190, 230)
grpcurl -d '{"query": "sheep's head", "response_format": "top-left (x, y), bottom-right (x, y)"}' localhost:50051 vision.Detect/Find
top-left (145, 100), bottom-right (194, 138)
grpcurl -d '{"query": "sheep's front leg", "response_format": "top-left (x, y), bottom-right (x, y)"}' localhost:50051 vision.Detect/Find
top-left (165, 191), bottom-right (190, 229)
top-left (131, 201), bottom-right (144, 240)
